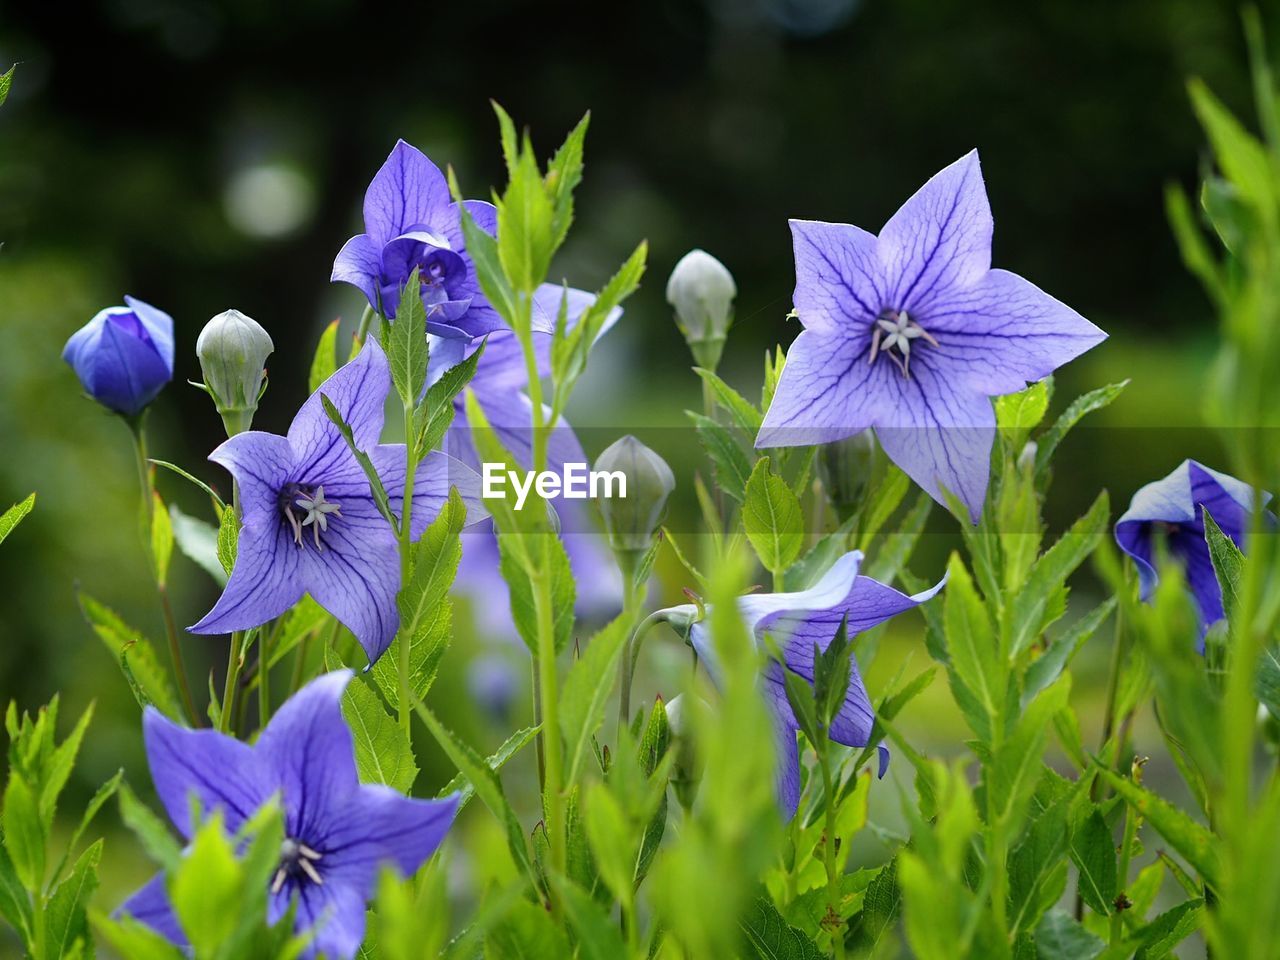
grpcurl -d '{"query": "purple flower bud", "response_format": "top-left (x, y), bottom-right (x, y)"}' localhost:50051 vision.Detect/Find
top-left (62, 296), bottom-right (175, 416)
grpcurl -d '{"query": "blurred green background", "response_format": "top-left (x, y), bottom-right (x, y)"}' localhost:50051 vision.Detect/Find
top-left (0, 0), bottom-right (1263, 936)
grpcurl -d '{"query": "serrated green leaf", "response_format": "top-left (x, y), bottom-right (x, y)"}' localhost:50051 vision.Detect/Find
top-left (150, 490), bottom-right (173, 588)
top-left (943, 553), bottom-right (1001, 731)
top-left (1036, 909), bottom-right (1105, 960)
top-left (414, 339), bottom-right (485, 456)
top-left (561, 615), bottom-right (630, 785)
top-left (322, 393), bottom-right (398, 532)
top-left (78, 593), bottom-right (182, 719)
top-left (39, 703), bottom-right (92, 833)
top-left (44, 838), bottom-right (101, 959)
top-left (1133, 899), bottom-right (1202, 959)
top-left (583, 784), bottom-right (639, 908)
top-left (690, 412), bottom-right (752, 503)
top-left (308, 318), bottom-right (340, 394)
top-left (1203, 509), bottom-right (1244, 628)
top-left (117, 783), bottom-right (181, 873)
top-left (343, 674), bottom-right (417, 793)
top-left (743, 457), bottom-right (804, 575)
top-left (172, 815), bottom-right (240, 954)
top-left (0, 840), bottom-right (31, 942)
top-left (0, 66), bottom-right (14, 107)
top-left (50, 769), bottom-right (122, 887)
top-left (1071, 807), bottom-right (1117, 916)
top-left (387, 268), bottom-right (430, 403)
top-left (438, 724), bottom-right (538, 815)
top-left (1023, 598), bottom-right (1116, 709)
top-left (0, 493), bottom-right (34, 548)
top-left (3, 771), bottom-right (42, 892)
top-left (546, 112), bottom-right (589, 250)
top-left (740, 895), bottom-right (826, 960)
top-left (993, 679), bottom-right (1071, 833)
top-left (498, 532), bottom-right (575, 657)
top-left (996, 379), bottom-right (1052, 440)
top-left (550, 874), bottom-right (624, 960)
top-left (695, 368), bottom-right (763, 434)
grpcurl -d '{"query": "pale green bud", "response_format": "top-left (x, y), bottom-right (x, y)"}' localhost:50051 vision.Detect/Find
top-left (595, 435), bottom-right (676, 553)
top-left (666, 249), bottom-right (736, 371)
top-left (196, 309), bottom-right (273, 434)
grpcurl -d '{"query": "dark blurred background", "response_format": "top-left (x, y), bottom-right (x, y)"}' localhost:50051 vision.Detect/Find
top-left (0, 0), bottom-right (1266, 909)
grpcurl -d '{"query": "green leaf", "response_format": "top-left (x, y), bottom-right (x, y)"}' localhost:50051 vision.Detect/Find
top-left (742, 457), bottom-right (804, 575)
top-left (148, 460), bottom-right (226, 510)
top-left (1023, 598), bottom-right (1116, 709)
top-left (942, 553), bottom-right (1002, 732)
top-left (1034, 382), bottom-right (1129, 480)
top-left (3, 771), bottom-right (43, 891)
top-left (91, 910), bottom-right (186, 960)
top-left (1132, 899), bottom-right (1202, 959)
top-left (1036, 909), bottom-right (1105, 960)
top-left (117, 783), bottom-right (181, 873)
top-left (343, 674), bottom-right (417, 793)
top-left (739, 894), bottom-right (827, 960)
top-left (171, 815), bottom-right (241, 954)
top-left (1094, 766), bottom-right (1219, 890)
top-left (1008, 786), bottom-right (1072, 934)
top-left (44, 838), bottom-right (101, 959)
top-left (168, 504), bottom-right (225, 585)
top-left (583, 784), bottom-right (638, 906)
top-left (0, 66), bottom-right (14, 107)
top-left (486, 896), bottom-right (572, 959)
top-left (0, 493), bottom-right (35, 548)
top-left (39, 703), bottom-right (92, 833)
top-left (1070, 807), bottom-right (1118, 916)
top-left (437, 724), bottom-right (539, 815)
top-left (561, 615), bottom-right (630, 785)
top-left (993, 678), bottom-right (1071, 832)
top-left (498, 532), bottom-right (575, 656)
top-left (451, 169), bottom-right (518, 326)
top-left (1257, 646), bottom-right (1280, 720)
top-left (216, 503), bottom-right (238, 578)
top-left (784, 514), bottom-right (857, 591)
top-left (1189, 78), bottom-right (1278, 217)
top-left (387, 268), bottom-right (430, 403)
top-left (50, 769), bottom-right (122, 887)
top-left (308, 318), bottom-right (340, 394)
top-left (812, 618), bottom-right (853, 730)
top-left (1166, 186), bottom-right (1226, 305)
top-left (414, 338), bottom-right (485, 456)
top-left (996, 379), bottom-right (1052, 441)
top-left (496, 129), bottom-right (556, 295)
top-left (1008, 491), bottom-right (1109, 659)
top-left (0, 841), bottom-right (31, 942)
top-left (413, 699), bottom-right (535, 886)
top-left (856, 465), bottom-right (911, 551)
top-left (1203, 509), bottom-right (1244, 628)
top-left (550, 874), bottom-right (625, 960)
top-left (150, 490), bottom-right (174, 588)
top-left (695, 369), bottom-right (763, 434)
top-left (321, 393), bottom-right (398, 531)
top-left (546, 112), bottom-right (589, 250)
top-left (690, 412), bottom-right (753, 503)
top-left (78, 593), bottom-right (183, 719)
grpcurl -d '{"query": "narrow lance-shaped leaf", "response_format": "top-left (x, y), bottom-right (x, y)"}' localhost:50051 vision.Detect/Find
top-left (321, 393), bottom-right (398, 532)
top-left (308, 318), bottom-right (340, 394)
top-left (0, 493), bottom-right (35, 548)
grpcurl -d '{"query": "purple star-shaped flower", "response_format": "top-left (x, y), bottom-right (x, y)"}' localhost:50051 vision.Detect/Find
top-left (1115, 459), bottom-right (1268, 644)
top-left (331, 140), bottom-right (497, 337)
top-left (756, 151), bottom-right (1107, 522)
top-left (189, 338), bottom-right (483, 663)
top-left (671, 552), bottom-right (945, 817)
top-left (118, 671), bottom-right (459, 960)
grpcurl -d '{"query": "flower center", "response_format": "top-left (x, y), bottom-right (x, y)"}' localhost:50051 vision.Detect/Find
top-left (279, 483), bottom-right (342, 550)
top-left (867, 308), bottom-right (938, 378)
top-left (270, 837), bottom-right (324, 894)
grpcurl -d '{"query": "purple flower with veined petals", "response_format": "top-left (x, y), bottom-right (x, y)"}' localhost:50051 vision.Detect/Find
top-left (756, 151), bottom-right (1107, 522)
top-left (331, 140), bottom-right (495, 336)
top-left (668, 551), bottom-right (945, 817)
top-left (118, 671), bottom-right (459, 960)
top-left (189, 338), bottom-right (484, 663)
top-left (1115, 459), bottom-right (1269, 646)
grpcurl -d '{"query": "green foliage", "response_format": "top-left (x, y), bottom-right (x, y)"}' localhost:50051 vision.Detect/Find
top-left (307, 318), bottom-right (340, 393)
top-left (743, 457), bottom-right (805, 576)
top-left (386, 268), bottom-right (430, 404)
top-left (0, 492), bottom-right (34, 548)
top-left (0, 65), bottom-right (14, 107)
top-left (77, 593), bottom-right (183, 718)
top-left (320, 392), bottom-right (398, 531)
top-left (412, 337), bottom-right (484, 457)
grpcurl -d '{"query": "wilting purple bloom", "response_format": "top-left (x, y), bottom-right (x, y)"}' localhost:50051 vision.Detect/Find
top-left (62, 297), bottom-right (175, 416)
top-left (1115, 459), bottom-right (1268, 643)
top-left (672, 551), bottom-right (945, 817)
top-left (190, 339), bottom-right (483, 663)
top-left (756, 152), bottom-right (1106, 522)
top-left (118, 671), bottom-right (459, 960)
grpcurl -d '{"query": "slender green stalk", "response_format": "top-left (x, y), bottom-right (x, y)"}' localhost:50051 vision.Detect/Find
top-left (619, 611), bottom-right (666, 731)
top-left (350, 304), bottom-right (376, 360)
top-left (258, 625), bottom-right (272, 729)
top-left (129, 418), bottom-right (200, 726)
top-left (818, 741), bottom-right (846, 960)
top-left (219, 482), bottom-right (248, 734)
top-left (531, 556), bottom-right (564, 870)
top-left (398, 395), bottom-right (420, 737)
top-left (1111, 760), bottom-right (1142, 945)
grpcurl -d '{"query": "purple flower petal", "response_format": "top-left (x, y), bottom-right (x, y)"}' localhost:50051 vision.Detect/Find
top-left (873, 359), bottom-right (996, 523)
top-left (877, 150), bottom-right (992, 313)
top-left (274, 880), bottom-right (368, 960)
top-left (256, 671), bottom-right (360, 841)
top-left (362, 141), bottom-right (453, 247)
top-left (789, 219), bottom-right (884, 336)
top-left (369, 446), bottom-right (487, 539)
top-left (288, 339), bottom-right (391, 475)
top-left (117, 873), bottom-right (186, 945)
top-left (320, 787), bottom-right (460, 881)
top-left (917, 269), bottom-right (1106, 396)
top-left (141, 707), bottom-right (268, 838)
top-left (124, 296), bottom-right (176, 372)
top-left (208, 431), bottom-right (296, 528)
top-left (330, 234), bottom-right (383, 310)
top-left (188, 522), bottom-right (305, 636)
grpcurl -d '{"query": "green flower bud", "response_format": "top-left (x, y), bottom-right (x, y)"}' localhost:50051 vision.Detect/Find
top-left (595, 435), bottom-right (675, 554)
top-left (197, 309), bottom-right (273, 435)
top-left (666, 249), bottom-right (736, 371)
top-left (663, 694), bottom-right (703, 809)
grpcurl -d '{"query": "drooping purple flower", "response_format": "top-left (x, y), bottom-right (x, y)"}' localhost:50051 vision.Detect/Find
top-left (62, 296), bottom-right (175, 415)
top-left (670, 551), bottom-right (945, 817)
top-left (118, 671), bottom-right (459, 960)
top-left (756, 152), bottom-right (1107, 522)
top-left (189, 338), bottom-right (483, 663)
top-left (1115, 459), bottom-right (1268, 643)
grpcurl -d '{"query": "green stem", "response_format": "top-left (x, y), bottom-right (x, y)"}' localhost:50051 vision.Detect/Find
top-left (532, 557), bottom-right (564, 870)
top-left (220, 482), bottom-right (247, 734)
top-left (398, 396), bottom-right (419, 738)
top-left (1111, 766), bottom-right (1140, 945)
top-left (350, 304), bottom-right (376, 360)
top-left (129, 419), bottom-right (201, 726)
top-left (619, 611), bottom-right (666, 732)
top-left (259, 624), bottom-right (272, 730)
top-left (819, 740), bottom-right (846, 960)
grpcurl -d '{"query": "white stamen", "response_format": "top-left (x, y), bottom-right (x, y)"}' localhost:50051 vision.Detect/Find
top-left (866, 309), bottom-right (937, 379)
top-left (290, 486), bottom-right (342, 551)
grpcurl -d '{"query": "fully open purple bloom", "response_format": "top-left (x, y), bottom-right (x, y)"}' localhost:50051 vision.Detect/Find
top-left (62, 296), bottom-right (175, 415)
top-left (189, 338), bottom-right (483, 663)
top-left (756, 152), bottom-right (1106, 522)
top-left (672, 552), bottom-right (945, 817)
top-left (1115, 459), bottom-right (1267, 643)
top-left (118, 671), bottom-right (459, 960)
